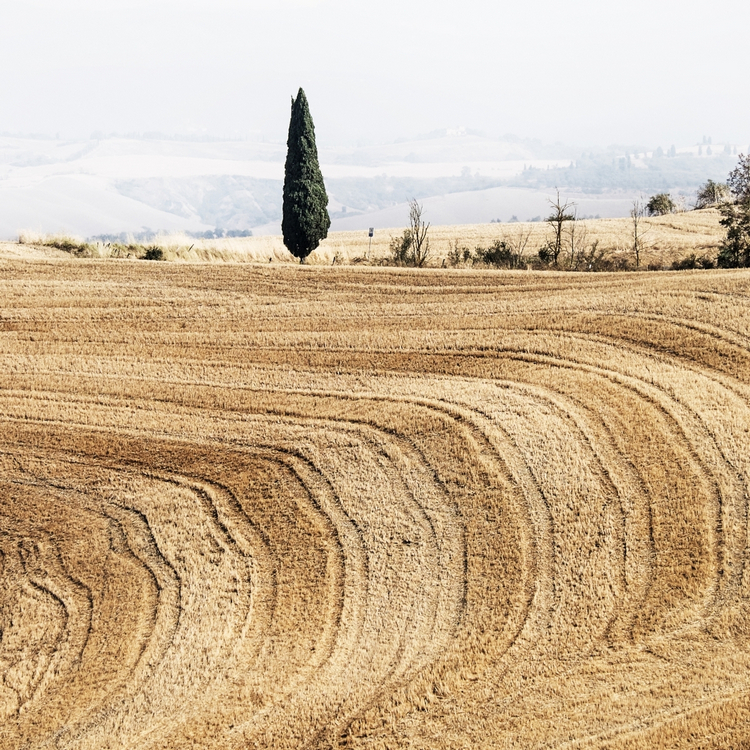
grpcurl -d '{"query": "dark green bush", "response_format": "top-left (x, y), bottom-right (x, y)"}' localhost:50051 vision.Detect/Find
top-left (46, 238), bottom-right (92, 256)
top-left (143, 246), bottom-right (165, 261)
top-left (671, 254), bottom-right (715, 270)
top-left (447, 240), bottom-right (472, 267)
top-left (646, 193), bottom-right (675, 216)
top-left (717, 198), bottom-right (750, 268)
top-left (538, 243), bottom-right (555, 265)
top-left (728, 154), bottom-right (750, 202)
top-left (388, 231), bottom-right (412, 265)
top-left (474, 240), bottom-right (514, 268)
top-left (695, 179), bottom-right (730, 208)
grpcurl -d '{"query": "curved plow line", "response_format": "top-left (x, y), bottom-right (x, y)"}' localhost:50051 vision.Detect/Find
top-left (48, 500), bottom-right (183, 750)
top-left (384, 346), bottom-right (750, 744)
top-left (0, 469), bottom-right (173, 741)
top-left (497, 328), bottom-right (750, 619)
top-left (15, 473), bottom-right (183, 749)
top-left (362, 325), bottom-right (740, 629)
top-left (557, 677), bottom-right (750, 750)
top-left (415, 385), bottom-right (629, 696)
top-left (592, 310), bottom-right (750, 352)
top-left (85, 472), bottom-right (268, 750)
top-left (223, 389), bottom-right (543, 732)
top-left (0, 414), bottom-right (461, 749)
top-left (26, 446), bottom-right (343, 750)
top-left (307, 421), bottom-right (463, 745)
top-left (4, 456), bottom-right (253, 750)
top-left (270, 372), bottom-right (728, 748)
top-left (227, 367), bottom-right (713, 641)
top-left (430, 380), bottom-right (726, 741)
top-left (233, 422), bottom-right (462, 749)
top-left (182, 385), bottom-right (540, 692)
top-left (462, 379), bottom-right (650, 643)
top-left (229, 387), bottom-right (550, 695)
top-left (0, 526), bottom-right (75, 716)
top-left (19, 455), bottom-right (272, 750)
top-left (496, 342), bottom-right (750, 625)
top-left (17, 536), bottom-right (92, 717)
top-left (207, 366), bottom-right (744, 728)
top-left (507, 354), bottom-right (725, 631)
top-left (217, 445), bottom-right (368, 750)
top-left (468, 375), bottom-right (719, 633)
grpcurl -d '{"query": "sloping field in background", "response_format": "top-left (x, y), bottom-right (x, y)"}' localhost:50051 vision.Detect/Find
top-left (1, 259), bottom-right (750, 749)
top-left (323, 209), bottom-right (724, 268)
top-left (0, 175), bottom-right (214, 238)
top-left (83, 209), bottom-right (721, 269)
top-left (325, 186), bottom-right (639, 234)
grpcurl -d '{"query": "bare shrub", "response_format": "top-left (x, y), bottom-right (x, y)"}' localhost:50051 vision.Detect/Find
top-left (630, 198), bottom-right (649, 269)
top-left (542, 190), bottom-right (576, 266)
top-left (408, 198), bottom-right (430, 267)
top-left (387, 199), bottom-right (431, 267)
top-left (447, 239), bottom-right (472, 267)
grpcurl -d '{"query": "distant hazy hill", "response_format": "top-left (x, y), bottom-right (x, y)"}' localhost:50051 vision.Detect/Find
top-left (325, 132), bottom-right (574, 166)
top-left (0, 133), bottom-right (744, 238)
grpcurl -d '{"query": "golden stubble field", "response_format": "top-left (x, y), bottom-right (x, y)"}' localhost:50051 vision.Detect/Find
top-left (1, 254), bottom-right (750, 749)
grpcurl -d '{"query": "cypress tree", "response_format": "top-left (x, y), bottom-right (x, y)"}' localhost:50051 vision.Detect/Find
top-left (282, 88), bottom-right (330, 261)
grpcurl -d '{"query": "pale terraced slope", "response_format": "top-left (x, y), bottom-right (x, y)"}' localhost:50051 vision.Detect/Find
top-left (1, 259), bottom-right (750, 749)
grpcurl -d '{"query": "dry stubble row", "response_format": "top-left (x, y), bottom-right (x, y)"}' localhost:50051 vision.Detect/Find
top-left (1, 258), bottom-right (750, 749)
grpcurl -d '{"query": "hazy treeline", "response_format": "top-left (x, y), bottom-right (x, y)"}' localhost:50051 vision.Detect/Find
top-left (512, 150), bottom-right (740, 195)
top-left (113, 150), bottom-right (744, 231)
top-left (116, 176), bottom-right (281, 230)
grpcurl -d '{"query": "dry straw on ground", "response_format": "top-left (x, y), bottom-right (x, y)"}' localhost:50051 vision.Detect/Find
top-left (1, 251), bottom-right (750, 749)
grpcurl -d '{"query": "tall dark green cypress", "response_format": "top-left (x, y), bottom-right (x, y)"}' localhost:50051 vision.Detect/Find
top-left (282, 88), bottom-right (330, 261)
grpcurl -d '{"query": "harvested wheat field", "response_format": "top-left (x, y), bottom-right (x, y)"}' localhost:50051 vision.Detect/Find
top-left (1, 255), bottom-right (750, 749)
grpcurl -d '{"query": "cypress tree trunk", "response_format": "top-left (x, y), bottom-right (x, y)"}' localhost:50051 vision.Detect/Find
top-left (282, 89), bottom-right (331, 261)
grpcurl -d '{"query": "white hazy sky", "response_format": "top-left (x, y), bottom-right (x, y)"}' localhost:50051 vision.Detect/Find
top-left (1, 0), bottom-right (747, 148)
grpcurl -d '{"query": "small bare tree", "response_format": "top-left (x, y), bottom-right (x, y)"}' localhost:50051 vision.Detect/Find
top-left (544, 189), bottom-right (576, 266)
top-left (565, 212), bottom-right (589, 269)
top-left (630, 198), bottom-right (649, 269)
top-left (504, 224), bottom-right (534, 268)
top-left (565, 218), bottom-right (609, 270)
top-left (580, 239), bottom-right (607, 271)
top-left (408, 198), bottom-right (430, 267)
